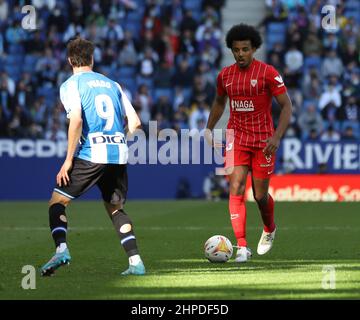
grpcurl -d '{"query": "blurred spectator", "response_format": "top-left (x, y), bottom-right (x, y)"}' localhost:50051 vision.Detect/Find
top-left (341, 126), bottom-right (357, 141)
top-left (261, 0), bottom-right (288, 26)
top-left (297, 103), bottom-right (323, 138)
top-left (277, 156), bottom-right (296, 174)
top-left (176, 177), bottom-right (192, 199)
top-left (318, 84), bottom-right (342, 111)
top-left (203, 172), bottom-right (228, 201)
top-left (0, 0), bottom-right (9, 24)
top-left (337, 96), bottom-right (360, 122)
top-left (141, 2), bottom-right (163, 38)
top-left (0, 71), bottom-right (15, 97)
top-left (284, 45), bottom-right (303, 73)
top-left (134, 84), bottom-right (153, 125)
top-left (137, 46), bottom-right (158, 79)
top-left (320, 125), bottom-right (341, 142)
top-left (180, 10), bottom-right (198, 33)
top-left (321, 50), bottom-right (344, 78)
top-left (191, 75), bottom-right (214, 106)
top-left (303, 31), bottom-right (322, 57)
top-left (173, 105), bottom-right (189, 132)
top-left (118, 32), bottom-right (138, 67)
top-left (306, 128), bottom-right (320, 141)
top-left (302, 68), bottom-right (322, 100)
top-left (152, 96), bottom-right (173, 121)
top-left (173, 59), bottom-right (193, 88)
top-left (189, 101), bottom-right (210, 131)
top-left (153, 61), bottom-right (173, 89)
top-left (45, 121), bottom-right (67, 141)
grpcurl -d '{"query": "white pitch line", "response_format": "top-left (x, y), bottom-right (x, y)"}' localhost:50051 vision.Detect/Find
top-left (0, 226), bottom-right (359, 231)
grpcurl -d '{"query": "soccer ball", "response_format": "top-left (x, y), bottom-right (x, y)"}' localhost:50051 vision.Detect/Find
top-left (204, 235), bottom-right (233, 262)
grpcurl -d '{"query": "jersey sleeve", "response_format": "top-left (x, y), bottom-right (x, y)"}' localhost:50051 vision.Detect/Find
top-left (266, 66), bottom-right (287, 97)
top-left (59, 80), bottom-right (82, 119)
top-left (116, 82), bottom-right (136, 118)
top-left (216, 70), bottom-right (226, 96)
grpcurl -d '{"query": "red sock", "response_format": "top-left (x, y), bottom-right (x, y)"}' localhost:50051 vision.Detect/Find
top-left (229, 194), bottom-right (247, 247)
top-left (258, 194), bottom-right (276, 233)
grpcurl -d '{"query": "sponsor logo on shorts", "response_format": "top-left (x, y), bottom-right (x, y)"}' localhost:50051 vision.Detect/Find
top-left (230, 213), bottom-right (239, 220)
top-left (265, 154), bottom-right (272, 163)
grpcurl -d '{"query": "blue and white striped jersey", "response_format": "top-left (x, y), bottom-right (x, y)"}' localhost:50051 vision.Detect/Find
top-left (60, 71), bottom-right (130, 164)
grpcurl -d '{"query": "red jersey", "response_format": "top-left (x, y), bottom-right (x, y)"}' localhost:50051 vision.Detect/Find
top-left (217, 59), bottom-right (287, 149)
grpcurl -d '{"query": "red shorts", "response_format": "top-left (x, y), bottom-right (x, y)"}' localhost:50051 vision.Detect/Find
top-left (224, 144), bottom-right (275, 179)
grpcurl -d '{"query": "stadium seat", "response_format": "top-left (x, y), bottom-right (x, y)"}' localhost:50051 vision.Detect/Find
top-left (4, 65), bottom-right (21, 81)
top-left (345, 0), bottom-right (360, 10)
top-left (304, 56), bottom-right (322, 70)
top-left (323, 120), bottom-right (341, 132)
top-left (126, 9), bottom-right (144, 23)
top-left (5, 54), bottom-right (23, 65)
top-left (184, 0), bottom-right (202, 11)
top-left (124, 21), bottom-right (142, 38)
top-left (136, 76), bottom-right (153, 90)
top-left (266, 33), bottom-right (286, 50)
top-left (8, 44), bottom-right (24, 55)
top-left (121, 77), bottom-right (137, 96)
top-left (154, 88), bottom-right (174, 103)
top-left (267, 22), bottom-right (287, 34)
top-left (119, 66), bottom-right (136, 78)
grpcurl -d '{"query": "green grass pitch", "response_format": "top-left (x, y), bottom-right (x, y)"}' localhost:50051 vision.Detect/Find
top-left (0, 200), bottom-right (359, 300)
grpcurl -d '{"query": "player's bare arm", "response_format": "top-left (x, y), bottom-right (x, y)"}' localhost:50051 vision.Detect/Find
top-left (263, 92), bottom-right (292, 156)
top-left (57, 113), bottom-right (83, 187)
top-left (205, 94), bottom-right (228, 146)
top-left (125, 110), bottom-right (141, 135)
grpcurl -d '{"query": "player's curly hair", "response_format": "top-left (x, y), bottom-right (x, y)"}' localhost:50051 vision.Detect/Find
top-left (67, 37), bottom-right (94, 67)
top-left (225, 24), bottom-right (262, 49)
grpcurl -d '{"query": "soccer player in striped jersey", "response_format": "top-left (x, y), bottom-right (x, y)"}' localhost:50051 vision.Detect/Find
top-left (206, 24), bottom-right (293, 262)
top-left (41, 38), bottom-right (145, 276)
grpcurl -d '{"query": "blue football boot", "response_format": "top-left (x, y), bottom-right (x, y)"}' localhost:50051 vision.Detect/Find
top-left (121, 261), bottom-right (146, 276)
top-left (40, 248), bottom-right (71, 276)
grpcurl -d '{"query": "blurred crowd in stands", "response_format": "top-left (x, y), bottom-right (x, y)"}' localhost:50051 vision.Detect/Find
top-left (0, 0), bottom-right (359, 143)
top-left (0, 0), bottom-right (225, 139)
top-left (262, 0), bottom-right (360, 141)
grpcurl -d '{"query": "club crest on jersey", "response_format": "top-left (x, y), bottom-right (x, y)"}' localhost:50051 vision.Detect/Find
top-left (265, 154), bottom-right (272, 163)
top-left (250, 79), bottom-right (257, 87)
top-left (231, 99), bottom-right (254, 112)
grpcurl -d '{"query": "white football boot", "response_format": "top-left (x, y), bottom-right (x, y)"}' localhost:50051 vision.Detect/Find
top-left (257, 228), bottom-right (276, 255)
top-left (234, 246), bottom-right (252, 263)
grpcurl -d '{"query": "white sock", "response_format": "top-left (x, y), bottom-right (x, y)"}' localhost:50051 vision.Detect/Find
top-left (56, 242), bottom-right (67, 253)
top-left (129, 254), bottom-right (141, 266)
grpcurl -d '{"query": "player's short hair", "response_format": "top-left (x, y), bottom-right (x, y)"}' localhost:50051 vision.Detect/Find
top-left (225, 24), bottom-right (262, 49)
top-left (67, 37), bottom-right (94, 67)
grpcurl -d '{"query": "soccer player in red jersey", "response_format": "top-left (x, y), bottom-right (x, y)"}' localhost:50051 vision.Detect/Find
top-left (206, 24), bottom-right (293, 262)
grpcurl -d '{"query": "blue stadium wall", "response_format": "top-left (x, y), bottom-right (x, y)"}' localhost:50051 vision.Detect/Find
top-left (0, 138), bottom-right (359, 200)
